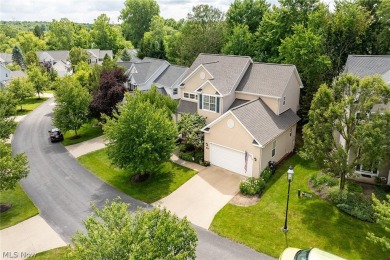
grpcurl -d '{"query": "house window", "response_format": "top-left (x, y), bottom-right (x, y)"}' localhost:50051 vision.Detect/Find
top-left (203, 95), bottom-right (217, 112)
top-left (173, 88), bottom-right (178, 95)
top-left (355, 163), bottom-right (378, 175)
top-left (272, 141), bottom-right (276, 157)
top-left (283, 97), bottom-right (286, 106)
top-left (183, 92), bottom-right (197, 100)
top-left (289, 128), bottom-right (292, 136)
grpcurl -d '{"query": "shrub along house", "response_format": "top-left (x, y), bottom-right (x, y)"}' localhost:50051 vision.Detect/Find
top-left (177, 54), bottom-right (303, 177)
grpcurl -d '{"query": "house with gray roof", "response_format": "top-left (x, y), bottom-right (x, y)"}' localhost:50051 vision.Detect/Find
top-left (177, 53), bottom-right (303, 177)
top-left (36, 50), bottom-right (72, 77)
top-left (342, 55), bottom-right (390, 185)
top-left (154, 65), bottom-right (188, 99)
top-left (0, 63), bottom-right (27, 89)
top-left (0, 53), bottom-right (13, 65)
top-left (87, 49), bottom-right (114, 64)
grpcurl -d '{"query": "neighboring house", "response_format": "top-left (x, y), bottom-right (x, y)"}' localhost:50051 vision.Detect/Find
top-left (117, 49), bottom-right (140, 62)
top-left (0, 63), bottom-right (27, 88)
top-left (177, 54), bottom-right (303, 177)
top-left (87, 49), bottom-right (113, 64)
top-left (0, 53), bottom-right (13, 65)
top-left (123, 57), bottom-right (170, 92)
top-left (36, 50), bottom-right (72, 77)
top-left (341, 55), bottom-right (390, 185)
top-left (154, 65), bottom-right (188, 99)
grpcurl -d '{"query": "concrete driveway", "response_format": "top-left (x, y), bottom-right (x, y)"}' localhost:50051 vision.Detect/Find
top-left (153, 166), bottom-right (245, 229)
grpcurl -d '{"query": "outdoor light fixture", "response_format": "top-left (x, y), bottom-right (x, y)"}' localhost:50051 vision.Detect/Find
top-left (283, 166), bottom-right (294, 232)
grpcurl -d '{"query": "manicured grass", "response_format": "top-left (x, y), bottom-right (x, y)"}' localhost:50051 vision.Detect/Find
top-left (62, 120), bottom-right (103, 146)
top-left (78, 149), bottom-right (196, 203)
top-left (211, 154), bottom-right (388, 260)
top-left (15, 97), bottom-right (49, 116)
top-left (0, 184), bottom-right (39, 230)
top-left (28, 247), bottom-right (69, 259)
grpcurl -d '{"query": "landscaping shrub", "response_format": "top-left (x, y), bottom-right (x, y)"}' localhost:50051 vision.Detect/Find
top-left (310, 174), bottom-right (319, 187)
top-left (240, 178), bottom-right (265, 196)
top-left (346, 180), bottom-right (364, 193)
top-left (260, 167), bottom-right (272, 183)
top-left (317, 174), bottom-right (338, 187)
top-left (327, 187), bottom-right (375, 222)
top-left (178, 151), bottom-right (194, 162)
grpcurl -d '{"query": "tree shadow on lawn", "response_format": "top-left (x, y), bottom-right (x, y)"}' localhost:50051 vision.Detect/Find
top-left (298, 200), bottom-right (386, 259)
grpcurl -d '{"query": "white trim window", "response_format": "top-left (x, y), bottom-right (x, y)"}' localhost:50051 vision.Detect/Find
top-left (173, 88), bottom-right (178, 95)
top-left (203, 95), bottom-right (217, 112)
top-left (355, 164), bottom-right (378, 176)
top-left (283, 96), bottom-right (286, 106)
top-left (183, 92), bottom-right (197, 100)
top-left (272, 141), bottom-right (276, 157)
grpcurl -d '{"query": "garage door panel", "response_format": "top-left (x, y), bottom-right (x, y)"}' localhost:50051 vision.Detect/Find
top-left (210, 144), bottom-right (253, 177)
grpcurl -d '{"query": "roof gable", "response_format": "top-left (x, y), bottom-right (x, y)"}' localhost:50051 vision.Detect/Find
top-left (127, 57), bottom-right (169, 85)
top-left (154, 65), bottom-right (188, 88)
top-left (235, 63), bottom-right (301, 98)
top-left (181, 54), bottom-right (252, 95)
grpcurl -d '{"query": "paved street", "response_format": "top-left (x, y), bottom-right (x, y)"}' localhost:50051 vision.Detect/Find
top-left (9, 98), bottom-right (274, 259)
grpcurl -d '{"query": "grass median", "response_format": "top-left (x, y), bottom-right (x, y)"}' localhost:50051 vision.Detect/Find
top-left (15, 97), bottom-right (49, 116)
top-left (78, 149), bottom-right (196, 203)
top-left (211, 154), bottom-right (388, 260)
top-left (62, 119), bottom-right (103, 146)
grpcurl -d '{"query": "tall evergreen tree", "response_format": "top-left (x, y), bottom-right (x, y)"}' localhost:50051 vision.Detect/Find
top-left (12, 46), bottom-right (26, 70)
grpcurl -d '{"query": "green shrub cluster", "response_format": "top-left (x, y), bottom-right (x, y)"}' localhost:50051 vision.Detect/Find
top-left (311, 173), bottom-right (338, 188)
top-left (346, 180), bottom-right (364, 193)
top-left (327, 187), bottom-right (375, 222)
top-left (260, 167), bottom-right (272, 182)
top-left (178, 145), bottom-right (204, 164)
top-left (240, 177), bottom-right (266, 196)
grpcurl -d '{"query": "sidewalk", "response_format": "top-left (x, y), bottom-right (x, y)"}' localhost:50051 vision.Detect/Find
top-left (0, 215), bottom-right (66, 260)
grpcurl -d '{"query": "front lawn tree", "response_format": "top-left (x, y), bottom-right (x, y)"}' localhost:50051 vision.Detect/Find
top-left (367, 194), bottom-right (390, 251)
top-left (27, 65), bottom-right (50, 98)
top-left (6, 77), bottom-right (34, 111)
top-left (177, 113), bottom-right (207, 151)
top-left (103, 92), bottom-right (177, 178)
top-left (68, 199), bottom-right (197, 259)
top-left (0, 89), bottom-right (17, 140)
top-left (53, 77), bottom-right (91, 137)
top-left (0, 140), bottom-right (29, 212)
top-left (302, 74), bottom-right (390, 190)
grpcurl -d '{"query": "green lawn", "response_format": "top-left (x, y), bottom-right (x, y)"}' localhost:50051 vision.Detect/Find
top-left (62, 120), bottom-right (103, 146)
top-left (78, 149), bottom-right (196, 203)
top-left (0, 183), bottom-right (39, 230)
top-left (211, 155), bottom-right (388, 259)
top-left (15, 97), bottom-right (49, 116)
top-left (28, 247), bottom-right (69, 259)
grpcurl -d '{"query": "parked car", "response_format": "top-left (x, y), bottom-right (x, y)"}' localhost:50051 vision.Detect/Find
top-left (48, 128), bottom-right (64, 143)
top-left (279, 247), bottom-right (345, 260)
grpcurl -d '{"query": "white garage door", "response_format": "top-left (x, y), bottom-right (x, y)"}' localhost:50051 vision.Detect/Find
top-left (210, 143), bottom-right (253, 177)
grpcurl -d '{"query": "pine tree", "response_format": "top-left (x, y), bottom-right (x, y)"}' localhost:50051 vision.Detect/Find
top-left (12, 46), bottom-right (26, 70)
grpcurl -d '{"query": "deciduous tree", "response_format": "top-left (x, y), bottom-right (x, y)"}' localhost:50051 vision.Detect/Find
top-left (0, 89), bottom-right (17, 140)
top-left (69, 47), bottom-right (88, 71)
top-left (53, 77), bottom-right (91, 137)
top-left (27, 65), bottom-right (50, 98)
top-left (103, 92), bottom-right (177, 176)
top-left (177, 113), bottom-right (207, 151)
top-left (302, 74), bottom-right (390, 190)
top-left (69, 199), bottom-right (197, 259)
top-left (222, 24), bottom-right (254, 56)
top-left (6, 77), bottom-right (35, 111)
top-left (120, 0), bottom-right (160, 48)
top-left (367, 194), bottom-right (390, 251)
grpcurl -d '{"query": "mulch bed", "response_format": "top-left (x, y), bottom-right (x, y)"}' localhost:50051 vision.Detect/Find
top-left (229, 193), bottom-right (259, 207)
top-left (0, 204), bottom-right (12, 214)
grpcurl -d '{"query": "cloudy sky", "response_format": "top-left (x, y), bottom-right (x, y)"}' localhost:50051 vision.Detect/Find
top-left (0, 0), bottom-right (333, 24)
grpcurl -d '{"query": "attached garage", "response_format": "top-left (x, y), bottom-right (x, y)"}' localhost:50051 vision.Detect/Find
top-left (210, 143), bottom-right (253, 177)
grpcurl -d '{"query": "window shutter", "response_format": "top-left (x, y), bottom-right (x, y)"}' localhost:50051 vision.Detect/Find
top-left (216, 97), bottom-right (220, 113)
top-left (199, 94), bottom-right (202, 109)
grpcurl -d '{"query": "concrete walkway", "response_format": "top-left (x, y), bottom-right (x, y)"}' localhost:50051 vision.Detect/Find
top-left (0, 215), bottom-right (66, 260)
top-left (66, 136), bottom-right (107, 158)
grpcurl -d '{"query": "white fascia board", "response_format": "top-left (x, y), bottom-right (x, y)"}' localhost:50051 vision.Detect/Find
top-left (179, 64), bottom-right (214, 85)
top-left (195, 80), bottom-right (222, 96)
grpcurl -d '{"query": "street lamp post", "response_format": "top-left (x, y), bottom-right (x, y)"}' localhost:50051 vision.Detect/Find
top-left (283, 166), bottom-right (294, 232)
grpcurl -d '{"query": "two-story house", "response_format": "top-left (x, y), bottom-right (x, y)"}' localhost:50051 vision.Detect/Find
top-left (36, 50), bottom-right (72, 77)
top-left (177, 54), bottom-right (303, 177)
top-left (342, 55), bottom-right (390, 185)
top-left (87, 49), bottom-right (114, 64)
top-left (0, 63), bottom-right (27, 89)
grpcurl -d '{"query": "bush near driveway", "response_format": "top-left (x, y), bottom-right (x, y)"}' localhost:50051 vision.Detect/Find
top-left (211, 154), bottom-right (388, 259)
top-left (78, 149), bottom-right (196, 203)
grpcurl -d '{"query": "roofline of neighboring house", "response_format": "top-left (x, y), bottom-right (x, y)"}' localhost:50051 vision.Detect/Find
top-left (201, 99), bottom-right (263, 148)
top-left (169, 68), bottom-right (189, 89)
top-left (234, 90), bottom-right (281, 99)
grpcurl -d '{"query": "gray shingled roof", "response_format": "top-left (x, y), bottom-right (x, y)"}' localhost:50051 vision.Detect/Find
top-left (117, 61), bottom-right (134, 71)
top-left (10, 70), bottom-right (27, 79)
top-left (157, 87), bottom-right (168, 96)
top-left (129, 57), bottom-right (168, 85)
top-left (228, 99), bottom-right (251, 110)
top-left (231, 99), bottom-right (300, 146)
top-left (154, 65), bottom-right (188, 88)
top-left (182, 54), bottom-right (251, 96)
top-left (236, 63), bottom-right (297, 98)
top-left (37, 51), bottom-right (69, 62)
top-left (345, 55), bottom-right (390, 81)
top-left (177, 99), bottom-right (197, 114)
top-left (0, 53), bottom-right (12, 63)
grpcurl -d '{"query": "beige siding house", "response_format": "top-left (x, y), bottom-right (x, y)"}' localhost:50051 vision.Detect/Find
top-left (177, 54), bottom-right (303, 178)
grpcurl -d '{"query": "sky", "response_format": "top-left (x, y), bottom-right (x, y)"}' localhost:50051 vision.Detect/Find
top-left (0, 0), bottom-right (334, 24)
